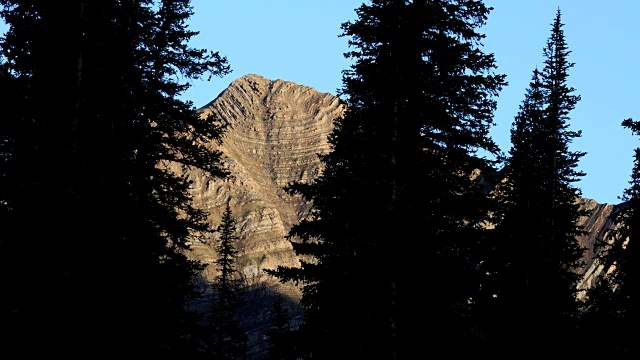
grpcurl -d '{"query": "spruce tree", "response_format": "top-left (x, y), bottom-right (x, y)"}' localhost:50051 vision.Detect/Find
top-left (0, 1), bottom-right (230, 358)
top-left (210, 202), bottom-right (247, 360)
top-left (490, 9), bottom-right (586, 358)
top-left (267, 1), bottom-right (505, 358)
top-left (579, 118), bottom-right (640, 358)
top-left (264, 297), bottom-right (296, 360)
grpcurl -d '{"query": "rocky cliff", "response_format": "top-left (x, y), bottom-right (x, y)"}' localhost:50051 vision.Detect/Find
top-left (176, 73), bottom-right (621, 356)
top-left (576, 199), bottom-right (625, 299)
top-left (185, 74), bottom-right (343, 290)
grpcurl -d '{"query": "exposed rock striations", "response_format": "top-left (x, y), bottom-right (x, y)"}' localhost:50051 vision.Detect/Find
top-left (187, 74), bottom-right (343, 289)
top-left (576, 198), bottom-right (625, 299)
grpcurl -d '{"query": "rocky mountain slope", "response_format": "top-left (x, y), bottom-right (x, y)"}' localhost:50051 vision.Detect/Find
top-left (575, 198), bottom-right (624, 299)
top-left (170, 74), bottom-right (344, 356)
top-left (175, 73), bottom-right (621, 356)
top-left (185, 74), bottom-right (344, 290)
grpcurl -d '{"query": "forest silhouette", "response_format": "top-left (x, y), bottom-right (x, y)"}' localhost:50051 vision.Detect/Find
top-left (0, 1), bottom-right (637, 359)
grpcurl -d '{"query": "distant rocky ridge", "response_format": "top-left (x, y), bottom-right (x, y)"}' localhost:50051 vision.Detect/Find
top-left (173, 73), bottom-right (621, 356)
top-left (575, 198), bottom-right (625, 299)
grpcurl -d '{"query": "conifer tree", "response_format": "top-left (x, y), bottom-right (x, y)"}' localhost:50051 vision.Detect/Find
top-left (267, 1), bottom-right (505, 358)
top-left (579, 118), bottom-right (640, 358)
top-left (0, 1), bottom-right (230, 358)
top-left (264, 297), bottom-right (296, 360)
top-left (210, 202), bottom-right (247, 360)
top-left (489, 9), bottom-right (586, 358)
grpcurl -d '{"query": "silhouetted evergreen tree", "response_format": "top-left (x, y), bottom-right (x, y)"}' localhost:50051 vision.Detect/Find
top-left (489, 9), bottom-right (587, 358)
top-left (264, 297), bottom-right (296, 360)
top-left (578, 118), bottom-right (640, 359)
top-left (0, 1), bottom-right (229, 359)
top-left (210, 202), bottom-right (247, 360)
top-left (266, 1), bottom-right (505, 358)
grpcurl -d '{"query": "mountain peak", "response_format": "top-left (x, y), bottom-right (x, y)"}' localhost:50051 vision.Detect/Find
top-left (201, 73), bottom-right (331, 110)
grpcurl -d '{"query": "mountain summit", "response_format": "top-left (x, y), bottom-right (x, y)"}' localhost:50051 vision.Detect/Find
top-left (186, 74), bottom-right (344, 287)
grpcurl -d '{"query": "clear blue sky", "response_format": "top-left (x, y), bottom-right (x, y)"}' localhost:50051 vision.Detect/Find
top-left (184, 1), bottom-right (640, 205)
top-left (2, 1), bottom-right (638, 205)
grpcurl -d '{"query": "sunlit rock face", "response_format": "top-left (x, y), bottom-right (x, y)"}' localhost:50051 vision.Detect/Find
top-left (575, 198), bottom-right (625, 300)
top-left (181, 74), bottom-right (344, 296)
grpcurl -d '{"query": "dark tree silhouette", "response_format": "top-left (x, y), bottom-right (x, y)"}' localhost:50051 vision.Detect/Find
top-left (266, 0), bottom-right (505, 358)
top-left (0, 1), bottom-right (230, 359)
top-left (264, 296), bottom-right (296, 360)
top-left (579, 118), bottom-right (640, 358)
top-left (489, 9), bottom-right (587, 358)
top-left (210, 202), bottom-right (247, 360)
